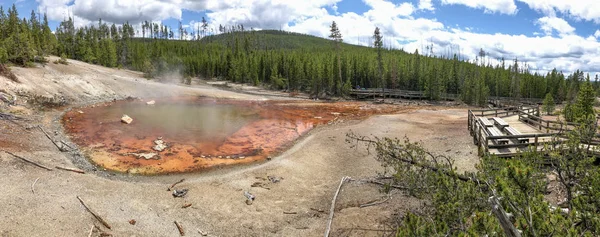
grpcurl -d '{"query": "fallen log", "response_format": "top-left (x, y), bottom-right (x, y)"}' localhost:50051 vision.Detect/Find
top-left (38, 125), bottom-right (67, 152)
top-left (3, 150), bottom-right (53, 171)
top-left (77, 196), bottom-right (111, 229)
top-left (359, 196), bottom-right (390, 208)
top-left (324, 176), bottom-right (350, 237)
top-left (56, 166), bottom-right (85, 174)
top-left (0, 112), bottom-right (23, 121)
top-left (364, 180), bottom-right (409, 190)
top-left (167, 179), bottom-right (185, 191)
top-left (174, 221), bottom-right (185, 236)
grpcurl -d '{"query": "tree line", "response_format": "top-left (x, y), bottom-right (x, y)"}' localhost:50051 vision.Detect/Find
top-left (1, 4), bottom-right (599, 106)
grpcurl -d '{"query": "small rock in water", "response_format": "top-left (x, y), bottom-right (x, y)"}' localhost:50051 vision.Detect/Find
top-left (146, 100), bottom-right (155, 105)
top-left (130, 152), bottom-right (159, 160)
top-left (121, 114), bottom-right (133, 124)
top-left (153, 139), bottom-right (167, 152)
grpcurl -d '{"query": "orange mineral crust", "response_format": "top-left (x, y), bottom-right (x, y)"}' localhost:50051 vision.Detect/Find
top-left (62, 97), bottom-right (401, 174)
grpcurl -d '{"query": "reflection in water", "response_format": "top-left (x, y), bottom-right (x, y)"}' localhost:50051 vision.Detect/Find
top-left (62, 97), bottom-right (399, 174)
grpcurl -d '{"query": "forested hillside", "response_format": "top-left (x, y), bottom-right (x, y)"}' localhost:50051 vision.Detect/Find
top-left (1, 4), bottom-right (598, 106)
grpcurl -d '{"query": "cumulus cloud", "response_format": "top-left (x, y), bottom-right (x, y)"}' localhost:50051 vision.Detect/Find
top-left (517, 0), bottom-right (600, 23)
top-left (536, 16), bottom-right (575, 36)
top-left (595, 30), bottom-right (600, 38)
top-left (418, 0), bottom-right (435, 11)
top-left (441, 0), bottom-right (518, 15)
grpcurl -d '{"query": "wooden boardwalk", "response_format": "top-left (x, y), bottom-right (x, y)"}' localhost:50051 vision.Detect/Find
top-left (468, 106), bottom-right (578, 158)
top-left (349, 88), bottom-right (458, 101)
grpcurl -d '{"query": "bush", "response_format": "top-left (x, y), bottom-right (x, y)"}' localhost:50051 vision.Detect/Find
top-left (58, 54), bottom-right (68, 65)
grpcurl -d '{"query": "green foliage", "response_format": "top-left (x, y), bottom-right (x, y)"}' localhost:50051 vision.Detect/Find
top-left (346, 121), bottom-right (600, 236)
top-left (58, 53), bottom-right (68, 65)
top-left (543, 93), bottom-right (555, 115)
top-left (0, 45), bottom-right (7, 63)
top-left (574, 79), bottom-right (596, 122)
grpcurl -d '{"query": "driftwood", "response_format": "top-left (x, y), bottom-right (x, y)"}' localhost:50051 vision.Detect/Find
top-left (77, 196), bottom-right (112, 229)
top-left (38, 125), bottom-right (67, 152)
top-left (364, 180), bottom-right (408, 190)
top-left (359, 196), bottom-right (391, 208)
top-left (3, 150), bottom-right (53, 171)
top-left (283, 211), bottom-right (297, 214)
top-left (0, 112), bottom-right (23, 121)
top-left (324, 176), bottom-right (350, 237)
top-left (490, 194), bottom-right (522, 237)
top-left (56, 166), bottom-right (85, 174)
top-left (181, 203), bottom-right (192, 208)
top-left (174, 221), bottom-right (185, 236)
top-left (60, 140), bottom-right (75, 150)
top-left (31, 177), bottom-right (40, 194)
top-left (167, 179), bottom-right (185, 191)
top-left (87, 225), bottom-right (94, 237)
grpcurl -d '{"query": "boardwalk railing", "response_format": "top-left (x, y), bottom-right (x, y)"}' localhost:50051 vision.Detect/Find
top-left (468, 107), bottom-right (563, 157)
top-left (517, 109), bottom-right (600, 145)
top-left (468, 106), bottom-right (600, 157)
top-left (349, 88), bottom-right (458, 101)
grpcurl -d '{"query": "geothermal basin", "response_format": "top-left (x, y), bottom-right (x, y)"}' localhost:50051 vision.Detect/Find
top-left (62, 97), bottom-right (398, 175)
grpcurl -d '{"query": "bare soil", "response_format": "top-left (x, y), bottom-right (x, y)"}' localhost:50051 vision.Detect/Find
top-left (0, 57), bottom-right (478, 237)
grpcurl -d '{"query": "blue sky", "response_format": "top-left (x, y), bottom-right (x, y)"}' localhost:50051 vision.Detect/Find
top-left (4, 0), bottom-right (600, 76)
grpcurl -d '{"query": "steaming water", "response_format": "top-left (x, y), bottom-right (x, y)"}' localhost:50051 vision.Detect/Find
top-left (101, 101), bottom-right (259, 141)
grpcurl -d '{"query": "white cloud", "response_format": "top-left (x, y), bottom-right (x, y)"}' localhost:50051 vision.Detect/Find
top-left (441, 0), bottom-right (518, 15)
top-left (518, 0), bottom-right (600, 23)
top-left (536, 16), bottom-right (575, 36)
top-left (594, 30), bottom-right (600, 38)
top-left (418, 0), bottom-right (435, 11)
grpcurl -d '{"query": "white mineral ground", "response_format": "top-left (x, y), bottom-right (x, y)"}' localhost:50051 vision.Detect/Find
top-left (0, 56), bottom-right (478, 236)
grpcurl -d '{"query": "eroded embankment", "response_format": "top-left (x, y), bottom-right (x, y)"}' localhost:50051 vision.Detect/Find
top-left (63, 97), bottom-right (402, 174)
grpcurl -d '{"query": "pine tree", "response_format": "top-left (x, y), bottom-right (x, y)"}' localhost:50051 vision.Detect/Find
top-left (329, 21), bottom-right (343, 95)
top-left (574, 78), bottom-right (596, 122)
top-left (373, 27), bottom-right (383, 98)
top-left (542, 93), bottom-right (555, 115)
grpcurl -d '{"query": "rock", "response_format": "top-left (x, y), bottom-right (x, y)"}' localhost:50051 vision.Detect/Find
top-left (547, 173), bottom-right (557, 182)
top-left (128, 219), bottom-right (136, 225)
top-left (267, 176), bottom-right (282, 183)
top-left (244, 191), bottom-right (255, 204)
top-left (172, 189), bottom-right (188, 198)
top-left (331, 112), bottom-right (340, 116)
top-left (77, 110), bottom-right (84, 114)
top-left (121, 114), bottom-right (133, 124)
top-left (146, 100), bottom-right (155, 105)
top-left (153, 139), bottom-right (167, 152)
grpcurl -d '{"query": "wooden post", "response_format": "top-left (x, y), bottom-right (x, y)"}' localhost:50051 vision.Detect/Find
top-left (534, 135), bottom-right (538, 145)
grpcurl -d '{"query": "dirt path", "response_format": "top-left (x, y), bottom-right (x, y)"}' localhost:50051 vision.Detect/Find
top-left (0, 58), bottom-right (478, 236)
